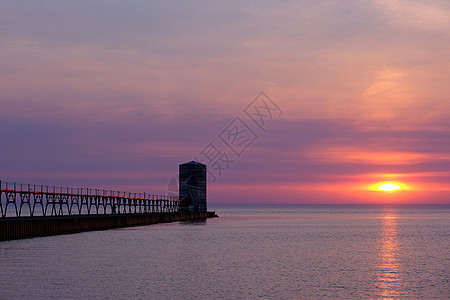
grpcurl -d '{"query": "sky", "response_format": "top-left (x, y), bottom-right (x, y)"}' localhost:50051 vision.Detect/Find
top-left (1, 0), bottom-right (449, 204)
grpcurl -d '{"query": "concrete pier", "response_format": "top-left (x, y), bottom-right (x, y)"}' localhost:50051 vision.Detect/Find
top-left (0, 212), bottom-right (217, 241)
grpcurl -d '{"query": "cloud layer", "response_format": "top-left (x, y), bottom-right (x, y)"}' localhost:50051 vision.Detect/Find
top-left (1, 0), bottom-right (449, 204)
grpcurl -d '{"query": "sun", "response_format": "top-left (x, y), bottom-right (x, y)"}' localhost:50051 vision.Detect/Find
top-left (371, 181), bottom-right (405, 193)
top-left (378, 183), bottom-right (401, 192)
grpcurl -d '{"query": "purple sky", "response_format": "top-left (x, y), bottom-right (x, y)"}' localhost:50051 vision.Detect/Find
top-left (1, 1), bottom-right (449, 204)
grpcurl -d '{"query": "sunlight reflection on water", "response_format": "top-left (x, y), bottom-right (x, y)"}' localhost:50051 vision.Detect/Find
top-left (377, 210), bottom-right (401, 299)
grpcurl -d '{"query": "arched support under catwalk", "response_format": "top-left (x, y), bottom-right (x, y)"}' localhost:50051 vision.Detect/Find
top-left (1, 180), bottom-right (180, 218)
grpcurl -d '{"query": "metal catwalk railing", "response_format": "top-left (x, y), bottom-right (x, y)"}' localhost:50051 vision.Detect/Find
top-left (0, 180), bottom-right (179, 218)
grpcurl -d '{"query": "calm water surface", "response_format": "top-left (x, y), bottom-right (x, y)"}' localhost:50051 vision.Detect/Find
top-left (0, 205), bottom-right (449, 299)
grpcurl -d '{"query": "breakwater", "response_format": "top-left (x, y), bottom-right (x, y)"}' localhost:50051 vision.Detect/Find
top-left (0, 212), bottom-right (216, 241)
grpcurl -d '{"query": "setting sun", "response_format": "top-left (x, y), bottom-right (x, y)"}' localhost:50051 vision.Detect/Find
top-left (369, 181), bottom-right (407, 193)
top-left (378, 183), bottom-right (401, 192)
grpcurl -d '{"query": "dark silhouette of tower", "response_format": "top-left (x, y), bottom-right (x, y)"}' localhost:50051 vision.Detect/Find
top-left (179, 161), bottom-right (207, 212)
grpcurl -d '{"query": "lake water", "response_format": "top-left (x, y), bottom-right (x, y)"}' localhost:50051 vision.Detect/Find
top-left (0, 205), bottom-right (449, 299)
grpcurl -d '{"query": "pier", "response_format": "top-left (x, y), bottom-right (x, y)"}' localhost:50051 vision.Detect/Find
top-left (0, 161), bottom-right (216, 241)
